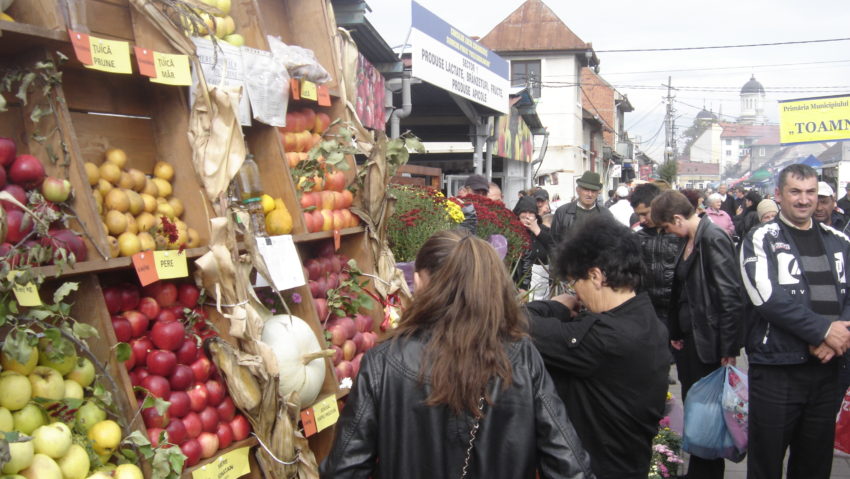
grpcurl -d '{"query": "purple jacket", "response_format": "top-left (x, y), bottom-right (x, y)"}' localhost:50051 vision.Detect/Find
top-left (705, 208), bottom-right (735, 237)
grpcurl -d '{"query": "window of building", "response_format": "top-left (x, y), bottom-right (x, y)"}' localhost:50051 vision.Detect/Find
top-left (725, 139), bottom-right (732, 145)
top-left (511, 60), bottom-right (541, 98)
top-left (759, 147), bottom-right (765, 156)
top-left (726, 150), bottom-right (732, 156)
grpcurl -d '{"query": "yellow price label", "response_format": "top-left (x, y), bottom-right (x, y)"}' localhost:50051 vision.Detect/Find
top-left (86, 36), bottom-right (132, 74)
top-left (153, 250), bottom-right (188, 279)
top-left (313, 394), bottom-right (339, 433)
top-left (7, 271), bottom-right (41, 307)
top-left (191, 446), bottom-right (251, 479)
top-left (300, 79), bottom-right (318, 101)
top-left (150, 51), bottom-right (192, 86)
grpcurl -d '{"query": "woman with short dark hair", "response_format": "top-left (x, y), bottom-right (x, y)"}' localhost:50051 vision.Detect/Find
top-left (321, 230), bottom-right (594, 479)
top-left (650, 190), bottom-right (745, 479)
top-left (526, 216), bottom-right (671, 479)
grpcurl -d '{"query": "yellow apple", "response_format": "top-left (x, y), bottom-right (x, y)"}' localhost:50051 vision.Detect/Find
top-left (0, 406), bottom-right (13, 431)
top-left (11, 403), bottom-right (47, 434)
top-left (0, 371), bottom-right (33, 411)
top-left (58, 444), bottom-right (90, 479)
top-left (63, 379), bottom-right (84, 400)
top-left (88, 420), bottom-right (121, 456)
top-left (20, 453), bottom-right (62, 479)
top-left (114, 464), bottom-right (144, 479)
top-left (27, 367), bottom-right (64, 401)
top-left (75, 401), bottom-right (106, 433)
top-left (0, 347), bottom-right (38, 375)
top-left (66, 357), bottom-right (95, 388)
top-left (215, 0), bottom-right (231, 15)
top-left (32, 422), bottom-right (72, 458)
top-left (224, 33), bottom-right (245, 47)
top-left (2, 440), bottom-right (34, 474)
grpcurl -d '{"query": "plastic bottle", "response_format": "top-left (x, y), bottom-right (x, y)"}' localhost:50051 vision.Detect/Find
top-left (235, 154), bottom-right (267, 236)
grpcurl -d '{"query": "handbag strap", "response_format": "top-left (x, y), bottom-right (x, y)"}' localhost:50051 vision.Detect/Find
top-left (460, 396), bottom-right (486, 479)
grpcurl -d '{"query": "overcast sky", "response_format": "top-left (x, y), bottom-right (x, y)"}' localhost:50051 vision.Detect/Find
top-left (366, 0), bottom-right (850, 160)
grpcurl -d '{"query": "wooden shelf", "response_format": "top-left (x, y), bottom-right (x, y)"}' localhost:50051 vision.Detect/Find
top-left (182, 436), bottom-right (259, 478)
top-left (293, 226), bottom-right (365, 243)
top-left (31, 246), bottom-right (211, 277)
top-left (0, 19), bottom-right (69, 57)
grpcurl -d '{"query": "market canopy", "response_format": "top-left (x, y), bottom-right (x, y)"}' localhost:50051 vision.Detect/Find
top-left (799, 154), bottom-right (822, 168)
top-left (748, 168), bottom-right (772, 183)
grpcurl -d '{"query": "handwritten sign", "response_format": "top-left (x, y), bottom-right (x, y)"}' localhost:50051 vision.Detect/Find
top-left (153, 250), bottom-right (188, 280)
top-left (191, 446), bottom-right (251, 479)
top-left (87, 35), bottom-right (132, 74)
top-left (8, 271), bottom-right (41, 307)
top-left (150, 51), bottom-right (192, 86)
top-left (254, 236), bottom-right (305, 291)
top-left (132, 251), bottom-right (158, 286)
top-left (300, 79), bottom-right (317, 101)
top-left (300, 394), bottom-right (339, 437)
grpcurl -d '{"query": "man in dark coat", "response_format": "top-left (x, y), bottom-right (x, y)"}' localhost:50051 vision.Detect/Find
top-left (550, 170), bottom-right (614, 245)
top-left (718, 183), bottom-right (737, 218)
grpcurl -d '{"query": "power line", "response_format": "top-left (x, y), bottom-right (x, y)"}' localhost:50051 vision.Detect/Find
top-left (597, 59), bottom-right (850, 76)
top-left (596, 37), bottom-right (850, 53)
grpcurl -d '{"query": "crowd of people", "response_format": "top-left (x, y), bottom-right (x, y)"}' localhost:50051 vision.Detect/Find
top-left (320, 164), bottom-right (850, 479)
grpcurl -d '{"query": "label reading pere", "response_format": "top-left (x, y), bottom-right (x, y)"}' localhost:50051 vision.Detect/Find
top-left (191, 446), bottom-right (251, 479)
top-left (153, 250), bottom-right (188, 279)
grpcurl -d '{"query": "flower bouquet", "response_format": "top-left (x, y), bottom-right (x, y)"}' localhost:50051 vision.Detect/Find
top-left (649, 393), bottom-right (684, 478)
top-left (453, 194), bottom-right (530, 266)
top-left (386, 184), bottom-right (464, 263)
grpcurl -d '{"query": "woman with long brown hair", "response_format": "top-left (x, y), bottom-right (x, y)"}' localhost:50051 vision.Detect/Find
top-left (320, 229), bottom-right (593, 478)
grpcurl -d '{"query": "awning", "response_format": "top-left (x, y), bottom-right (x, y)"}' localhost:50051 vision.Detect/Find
top-left (799, 154), bottom-right (822, 168)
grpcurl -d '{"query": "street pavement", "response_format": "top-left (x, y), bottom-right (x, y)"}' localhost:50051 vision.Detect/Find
top-left (669, 353), bottom-right (850, 478)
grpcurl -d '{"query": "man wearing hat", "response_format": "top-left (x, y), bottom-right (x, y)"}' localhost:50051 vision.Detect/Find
top-left (456, 174), bottom-right (491, 233)
top-left (814, 181), bottom-right (847, 231)
top-left (532, 188), bottom-right (551, 216)
top-left (550, 171), bottom-right (614, 245)
top-left (608, 184), bottom-right (634, 227)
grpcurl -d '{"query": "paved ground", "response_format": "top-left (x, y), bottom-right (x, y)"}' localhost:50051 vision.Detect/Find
top-left (670, 354), bottom-right (850, 478)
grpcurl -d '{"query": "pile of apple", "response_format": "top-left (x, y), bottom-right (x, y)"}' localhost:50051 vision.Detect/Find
top-left (0, 334), bottom-right (144, 478)
top-left (0, 136), bottom-right (88, 266)
top-left (105, 280), bottom-right (251, 468)
top-left (85, 147), bottom-right (202, 258)
top-left (303, 243), bottom-right (378, 382)
top-left (298, 179), bottom-right (358, 233)
top-left (182, 0), bottom-right (244, 47)
top-left (280, 107), bottom-right (330, 159)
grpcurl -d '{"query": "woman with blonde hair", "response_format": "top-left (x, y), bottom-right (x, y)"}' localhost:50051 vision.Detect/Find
top-left (320, 229), bottom-right (593, 478)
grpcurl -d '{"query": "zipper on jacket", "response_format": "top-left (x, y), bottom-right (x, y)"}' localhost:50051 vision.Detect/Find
top-left (762, 323), bottom-right (771, 344)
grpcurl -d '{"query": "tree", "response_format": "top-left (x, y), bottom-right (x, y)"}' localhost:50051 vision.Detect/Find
top-left (658, 159), bottom-right (678, 185)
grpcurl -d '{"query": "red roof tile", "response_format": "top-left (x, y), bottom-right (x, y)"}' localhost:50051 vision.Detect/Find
top-left (479, 0), bottom-right (590, 52)
top-left (719, 123), bottom-right (779, 139)
top-left (678, 160), bottom-right (720, 175)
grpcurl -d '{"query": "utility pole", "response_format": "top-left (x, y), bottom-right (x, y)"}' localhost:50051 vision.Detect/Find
top-left (662, 76), bottom-right (677, 164)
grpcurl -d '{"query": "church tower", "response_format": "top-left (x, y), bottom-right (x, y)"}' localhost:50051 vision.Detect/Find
top-left (739, 75), bottom-right (767, 125)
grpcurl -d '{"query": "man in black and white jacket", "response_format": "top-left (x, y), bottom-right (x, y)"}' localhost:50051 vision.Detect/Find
top-left (740, 164), bottom-right (850, 479)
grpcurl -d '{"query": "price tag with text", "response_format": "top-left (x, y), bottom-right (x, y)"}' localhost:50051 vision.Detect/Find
top-left (7, 271), bottom-right (41, 307)
top-left (300, 395), bottom-right (339, 437)
top-left (86, 35), bottom-right (132, 74)
top-left (300, 79), bottom-right (317, 101)
top-left (191, 446), bottom-right (250, 479)
top-left (255, 235), bottom-right (306, 291)
top-left (153, 250), bottom-right (188, 280)
top-left (317, 85), bottom-right (331, 106)
top-left (290, 78), bottom-right (301, 100)
top-left (150, 51), bottom-right (192, 86)
top-left (132, 251), bottom-right (159, 286)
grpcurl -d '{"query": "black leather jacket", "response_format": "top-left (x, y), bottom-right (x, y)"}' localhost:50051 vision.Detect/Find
top-left (636, 226), bottom-right (685, 325)
top-left (320, 335), bottom-right (595, 479)
top-left (669, 216), bottom-right (745, 363)
top-left (550, 200), bottom-right (614, 246)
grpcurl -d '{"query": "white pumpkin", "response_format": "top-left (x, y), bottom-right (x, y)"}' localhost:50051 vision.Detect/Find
top-left (260, 314), bottom-right (327, 407)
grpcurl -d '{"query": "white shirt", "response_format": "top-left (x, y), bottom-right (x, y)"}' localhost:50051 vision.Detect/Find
top-left (609, 199), bottom-right (634, 227)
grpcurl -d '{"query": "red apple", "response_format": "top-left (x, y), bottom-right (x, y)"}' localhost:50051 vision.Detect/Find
top-left (304, 259), bottom-right (322, 281)
top-left (43, 229), bottom-right (87, 263)
top-left (331, 345), bottom-right (343, 365)
top-left (313, 112), bottom-right (331, 134)
top-left (9, 154), bottom-right (45, 190)
top-left (199, 406), bottom-right (219, 433)
top-left (123, 310), bottom-right (150, 339)
top-left (187, 383), bottom-right (209, 412)
top-left (361, 331), bottom-right (378, 351)
top-left (138, 297), bottom-right (161, 319)
top-left (351, 332), bottom-right (364, 351)
top-left (169, 364), bottom-right (195, 391)
top-left (167, 390), bottom-right (191, 418)
top-left (229, 414), bottom-right (251, 441)
top-left (351, 353), bottom-right (364, 377)
top-left (328, 325), bottom-right (346, 347)
top-left (178, 283), bottom-right (201, 307)
top-left (129, 367), bottom-right (150, 387)
top-left (335, 361), bottom-right (353, 380)
top-left (342, 340), bottom-right (356, 361)
top-left (102, 286), bottom-right (123, 315)
top-left (148, 427), bottom-right (165, 448)
top-left (197, 431), bottom-right (219, 459)
top-left (166, 305), bottom-right (186, 320)
top-left (165, 417), bottom-right (187, 445)
top-left (130, 337), bottom-right (153, 366)
top-left (40, 176), bottom-right (71, 203)
top-left (205, 380), bottom-right (226, 406)
top-left (141, 374), bottom-right (172, 399)
top-left (154, 282), bottom-right (178, 307)
top-left (354, 313), bottom-right (374, 333)
top-left (182, 411), bottom-right (202, 439)
top-left (215, 397), bottom-right (236, 422)
top-left (215, 422), bottom-right (234, 450)
top-left (176, 338), bottom-right (199, 365)
top-left (314, 298), bottom-right (328, 321)
top-left (5, 210), bottom-right (32, 244)
top-left (180, 438), bottom-right (202, 467)
top-left (190, 357), bottom-right (212, 383)
top-left (0, 184), bottom-right (25, 212)
top-left (124, 349), bottom-right (136, 370)
top-left (118, 284), bottom-right (140, 312)
top-left (151, 319), bottom-right (185, 351)
top-left (155, 309), bottom-right (177, 324)
top-left (147, 349), bottom-right (177, 377)
top-left (142, 406), bottom-right (170, 429)
top-left (0, 137), bottom-right (16, 167)
top-left (111, 316), bottom-right (133, 342)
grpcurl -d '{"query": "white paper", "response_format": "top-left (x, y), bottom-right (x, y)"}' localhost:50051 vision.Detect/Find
top-left (254, 235), bottom-right (306, 291)
top-left (242, 46), bottom-right (289, 127)
top-left (191, 37), bottom-right (252, 126)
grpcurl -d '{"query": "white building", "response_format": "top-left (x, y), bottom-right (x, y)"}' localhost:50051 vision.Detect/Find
top-left (739, 75), bottom-right (768, 125)
top-left (479, 0), bottom-right (599, 200)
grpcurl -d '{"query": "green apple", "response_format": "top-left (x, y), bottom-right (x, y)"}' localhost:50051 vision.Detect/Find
top-left (58, 444), bottom-right (90, 479)
top-left (63, 380), bottom-right (84, 400)
top-left (0, 406), bottom-right (13, 431)
top-left (65, 357), bottom-right (95, 388)
top-left (20, 453), bottom-right (62, 479)
top-left (28, 367), bottom-right (64, 401)
top-left (224, 33), bottom-right (245, 47)
top-left (1, 440), bottom-right (34, 474)
top-left (0, 347), bottom-right (39, 375)
top-left (11, 403), bottom-right (47, 435)
top-left (0, 371), bottom-right (33, 411)
top-left (37, 339), bottom-right (77, 376)
top-left (31, 422), bottom-right (72, 458)
top-left (74, 401), bottom-right (106, 433)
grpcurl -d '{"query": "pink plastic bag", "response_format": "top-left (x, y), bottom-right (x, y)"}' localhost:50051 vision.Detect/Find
top-left (722, 365), bottom-right (748, 454)
top-left (835, 387), bottom-right (850, 453)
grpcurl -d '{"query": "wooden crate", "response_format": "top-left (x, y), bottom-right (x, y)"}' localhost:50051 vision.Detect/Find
top-left (5, 0), bottom-right (66, 31)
